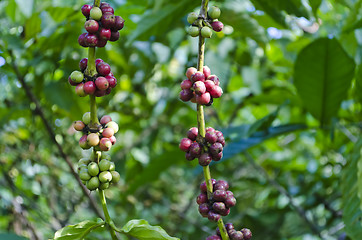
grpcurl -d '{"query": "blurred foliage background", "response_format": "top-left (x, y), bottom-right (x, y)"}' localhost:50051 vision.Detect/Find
top-left (0, 0), bottom-right (362, 239)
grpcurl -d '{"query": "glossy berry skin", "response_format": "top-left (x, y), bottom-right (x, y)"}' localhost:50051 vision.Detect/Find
top-left (73, 121), bottom-right (85, 131)
top-left (99, 159), bottom-right (111, 171)
top-left (208, 6), bottom-right (221, 19)
top-left (95, 77), bottom-right (109, 90)
top-left (68, 76), bottom-right (78, 86)
top-left (201, 26), bottom-right (212, 38)
top-left (187, 127), bottom-right (198, 141)
top-left (102, 127), bottom-right (114, 138)
top-left (71, 70), bottom-right (84, 83)
top-left (95, 58), bottom-right (104, 65)
top-left (180, 79), bottom-right (192, 89)
top-left (191, 71), bottom-right (205, 83)
top-left (179, 89), bottom-right (194, 102)
top-left (87, 133), bottom-right (100, 146)
top-left (87, 176), bottom-right (100, 190)
top-left (241, 228), bottom-right (252, 240)
top-left (225, 196), bottom-right (236, 208)
top-left (196, 92), bottom-right (211, 105)
top-left (210, 85), bottom-right (223, 98)
top-left (99, 28), bottom-right (111, 40)
top-left (96, 62), bottom-right (111, 76)
top-left (198, 153), bottom-right (212, 166)
top-left (210, 142), bottom-right (223, 157)
top-left (84, 20), bottom-right (99, 33)
top-left (78, 33), bottom-right (87, 47)
top-left (84, 81), bottom-right (96, 95)
top-left (101, 6), bottom-right (114, 14)
top-left (88, 162), bottom-right (100, 177)
top-left (213, 190), bottom-right (227, 201)
top-left (186, 67), bottom-right (197, 79)
top-left (207, 75), bottom-right (220, 85)
top-left (110, 171), bottom-right (120, 183)
top-left (90, 7), bottom-right (102, 20)
top-left (100, 115), bottom-right (112, 125)
top-left (212, 202), bottom-right (227, 214)
top-left (189, 142), bottom-right (202, 158)
top-left (105, 121), bottom-right (119, 133)
top-left (79, 58), bottom-right (88, 72)
top-left (81, 4), bottom-right (92, 17)
top-left (113, 16), bottom-right (125, 31)
top-left (208, 211), bottom-right (221, 222)
top-left (187, 12), bottom-right (198, 24)
top-left (206, 236), bottom-right (222, 240)
top-left (179, 138), bottom-right (192, 152)
top-left (229, 231), bottom-right (244, 240)
top-left (198, 203), bottom-right (210, 217)
top-left (82, 112), bottom-right (91, 125)
top-left (109, 31), bottom-right (120, 42)
top-left (193, 81), bottom-right (206, 95)
top-left (101, 13), bottom-right (115, 29)
top-left (211, 21), bottom-right (224, 32)
top-left (105, 76), bottom-right (117, 88)
top-left (100, 137), bottom-right (112, 151)
top-left (204, 80), bottom-right (215, 92)
top-left (203, 66), bottom-right (211, 79)
top-left (196, 193), bottom-right (208, 205)
top-left (214, 180), bottom-right (229, 191)
top-left (79, 169), bottom-right (91, 181)
top-left (188, 26), bottom-right (199, 37)
top-left (75, 83), bottom-right (87, 97)
top-left (85, 33), bottom-right (98, 47)
top-left (99, 171), bottom-right (112, 183)
top-left (205, 131), bottom-right (217, 144)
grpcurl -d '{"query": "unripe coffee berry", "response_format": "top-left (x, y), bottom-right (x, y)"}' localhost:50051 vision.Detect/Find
top-left (188, 26), bottom-right (199, 37)
top-left (109, 162), bottom-right (116, 171)
top-left (100, 138), bottom-right (112, 151)
top-left (110, 171), bottom-right (120, 183)
top-left (75, 83), bottom-right (87, 97)
top-left (73, 121), bottom-right (85, 131)
top-left (79, 135), bottom-right (91, 149)
top-left (90, 7), bottom-right (102, 20)
top-left (208, 6), bottom-right (221, 19)
top-left (87, 133), bottom-right (100, 146)
top-left (99, 159), bottom-right (111, 171)
top-left (79, 169), bottom-right (91, 181)
top-left (187, 12), bottom-right (198, 24)
top-left (99, 171), bottom-right (112, 183)
top-left (70, 71), bottom-right (84, 83)
top-left (87, 176), bottom-right (100, 190)
top-left (99, 182), bottom-right (110, 190)
top-left (88, 162), bottom-right (100, 177)
top-left (201, 27), bottom-right (212, 38)
top-left (82, 112), bottom-right (91, 125)
top-left (78, 158), bottom-right (90, 166)
top-left (105, 121), bottom-right (119, 133)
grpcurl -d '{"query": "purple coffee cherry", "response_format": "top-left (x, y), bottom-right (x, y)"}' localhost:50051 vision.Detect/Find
top-left (95, 76), bottom-right (109, 90)
top-left (196, 193), bottom-right (208, 205)
top-left (204, 80), bottom-right (215, 92)
top-left (84, 81), bottom-right (96, 95)
top-left (198, 203), bottom-right (210, 217)
top-left (199, 153), bottom-right (212, 166)
top-left (210, 85), bottom-right (223, 98)
top-left (211, 21), bottom-right (224, 32)
top-left (213, 152), bottom-right (223, 161)
top-left (229, 230), bottom-right (244, 240)
top-left (217, 136), bottom-right (225, 147)
top-left (207, 75), bottom-right (219, 85)
top-left (181, 79), bottom-right (192, 89)
top-left (196, 92), bottom-right (211, 105)
top-left (95, 58), bottom-right (104, 65)
top-left (78, 33), bottom-right (87, 47)
top-left (241, 228), bottom-right (252, 240)
top-left (219, 207), bottom-right (230, 216)
top-left (96, 62), bottom-right (111, 76)
top-left (193, 81), bottom-right (206, 95)
top-left (101, 13), bottom-right (116, 29)
top-left (106, 75), bottom-right (117, 88)
top-left (225, 223), bottom-right (235, 232)
top-left (187, 127), bottom-right (198, 141)
top-left (179, 138), bottom-right (192, 152)
top-left (191, 71), bottom-right (205, 83)
top-left (101, 6), bottom-right (114, 14)
top-left (68, 76), bottom-right (78, 86)
top-left (85, 33), bottom-right (98, 47)
top-left (208, 211), bottom-right (221, 222)
top-left (214, 180), bottom-right (229, 191)
top-left (185, 152), bottom-right (195, 161)
top-left (113, 16), bottom-right (125, 31)
top-left (206, 235), bottom-right (222, 240)
top-left (205, 131), bottom-right (217, 144)
top-left (84, 20), bottom-right (99, 33)
top-left (210, 142), bottom-right (223, 157)
top-left (186, 67), bottom-right (197, 79)
top-left (212, 202), bottom-right (226, 214)
top-left (179, 89), bottom-right (194, 102)
top-left (79, 58), bottom-right (88, 72)
top-left (225, 196), bottom-right (236, 208)
top-left (99, 28), bottom-right (111, 40)
top-left (109, 31), bottom-right (120, 41)
top-left (213, 190), bottom-right (227, 202)
top-left (226, 190), bottom-right (234, 198)
top-left (189, 142), bottom-right (202, 158)
top-left (203, 66), bottom-right (211, 79)
top-left (81, 4), bottom-right (92, 17)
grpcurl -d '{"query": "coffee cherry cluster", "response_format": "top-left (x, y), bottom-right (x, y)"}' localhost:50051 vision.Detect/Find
top-left (77, 153), bottom-right (120, 191)
top-left (74, 112), bottom-right (118, 151)
top-left (179, 66), bottom-right (223, 106)
top-left (187, 6), bottom-right (224, 38)
top-left (78, 2), bottom-right (124, 48)
top-left (206, 223), bottom-right (252, 240)
top-left (197, 179), bottom-right (236, 222)
top-left (68, 58), bottom-right (117, 97)
top-left (179, 127), bottom-right (225, 166)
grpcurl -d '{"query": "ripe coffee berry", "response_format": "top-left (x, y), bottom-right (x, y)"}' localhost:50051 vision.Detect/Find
top-left (81, 4), bottom-right (92, 17)
top-left (211, 21), bottom-right (224, 32)
top-left (84, 20), bottom-right (99, 33)
top-left (96, 62), bottom-right (111, 76)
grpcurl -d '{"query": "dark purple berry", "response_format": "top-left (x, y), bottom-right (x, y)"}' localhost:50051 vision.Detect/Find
top-left (109, 31), bottom-right (120, 41)
top-left (214, 180), bottom-right (229, 191)
top-left (198, 203), bottom-right (210, 217)
top-left (196, 193), bottom-right (208, 205)
top-left (226, 190), bottom-right (234, 198)
top-left (85, 33), bottom-right (98, 47)
top-left (99, 28), bottom-right (111, 40)
top-left (217, 136), bottom-right (225, 146)
top-left (78, 33), bottom-right (87, 47)
top-left (210, 142), bottom-right (223, 157)
top-left (101, 13), bottom-right (116, 29)
top-left (212, 202), bottom-right (226, 214)
top-left (97, 38), bottom-right (108, 48)
top-left (106, 75), bottom-right (117, 88)
top-left (68, 76), bottom-right (78, 86)
top-left (101, 6), bottom-right (114, 14)
top-left (81, 4), bottom-right (92, 17)
top-left (241, 228), bottom-right (252, 240)
top-left (206, 235), bottom-right (222, 240)
top-left (94, 89), bottom-right (107, 97)
top-left (187, 127), bottom-right (198, 141)
top-left (180, 89), bottom-right (194, 102)
top-left (208, 211), bottom-right (221, 222)
top-left (199, 153), bottom-right (212, 166)
top-left (213, 152), bottom-right (223, 161)
top-left (205, 131), bottom-right (217, 144)
top-left (113, 16), bottom-right (125, 31)
top-left (225, 223), bottom-right (235, 231)
top-left (189, 142), bottom-right (202, 158)
top-left (213, 190), bottom-right (227, 202)
top-left (225, 196), bottom-right (236, 208)
top-left (179, 138), bottom-right (192, 152)
top-left (79, 58), bottom-right (88, 72)
top-left (219, 207), bottom-right (230, 216)
top-left (229, 230), bottom-right (244, 240)
top-left (211, 21), bottom-right (224, 32)
top-left (96, 62), bottom-right (111, 76)
top-left (185, 152), bottom-right (195, 161)
top-left (191, 71), bottom-right (205, 83)
top-left (181, 79), bottom-right (192, 89)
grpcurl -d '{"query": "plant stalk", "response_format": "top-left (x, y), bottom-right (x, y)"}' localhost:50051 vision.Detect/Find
top-left (99, 190), bottom-right (118, 240)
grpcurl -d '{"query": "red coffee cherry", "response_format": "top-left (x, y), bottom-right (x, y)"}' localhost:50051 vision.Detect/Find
top-left (99, 28), bottom-right (111, 40)
top-left (207, 75), bottom-right (220, 85)
top-left (203, 65), bottom-right (211, 79)
top-left (193, 81), bottom-right (206, 95)
top-left (198, 203), bottom-right (210, 217)
top-left (180, 79), bottom-right (192, 89)
top-left (79, 58), bottom-right (88, 72)
top-left (207, 211), bottom-right (221, 222)
top-left (199, 153), bottom-right (212, 166)
top-left (100, 115), bottom-right (112, 125)
top-left (211, 21), bottom-right (224, 32)
top-left (81, 4), bottom-right (92, 17)
top-left (196, 92), bottom-right (211, 105)
top-left (196, 193), bottom-right (208, 205)
top-left (102, 127), bottom-right (115, 138)
top-left (179, 89), bottom-right (194, 102)
top-left (187, 127), bottom-right (198, 141)
top-left (101, 13), bottom-right (116, 29)
top-left (96, 62), bottom-right (111, 76)
top-left (95, 77), bottom-right (109, 90)
top-left (210, 85), bottom-right (223, 98)
top-left (84, 81), bottom-right (96, 95)
top-left (85, 33), bottom-right (98, 47)
top-left (179, 138), bottom-right (192, 152)
top-left (101, 6), bottom-right (114, 14)
top-left (84, 20), bottom-right (99, 33)
top-left (109, 31), bottom-right (120, 42)
top-left (113, 16), bottom-right (125, 31)
top-left (191, 71), bottom-right (205, 83)
top-left (186, 67), bottom-right (197, 79)
top-left (100, 137), bottom-right (112, 151)
top-left (78, 33), bottom-right (87, 47)
top-left (105, 75), bottom-right (117, 88)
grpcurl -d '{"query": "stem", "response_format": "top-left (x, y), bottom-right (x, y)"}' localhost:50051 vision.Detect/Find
top-left (99, 190), bottom-right (118, 240)
top-left (196, 1), bottom-right (229, 240)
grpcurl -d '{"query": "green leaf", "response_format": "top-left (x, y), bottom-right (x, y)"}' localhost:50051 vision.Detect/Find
top-left (222, 7), bottom-right (267, 47)
top-left (342, 138), bottom-right (362, 239)
top-left (54, 219), bottom-right (105, 240)
top-left (15, 0), bottom-right (34, 18)
top-left (0, 233), bottom-right (27, 240)
top-left (309, 0), bottom-right (322, 16)
top-left (355, 65), bottom-right (362, 104)
top-left (293, 38), bottom-right (355, 125)
top-left (24, 14), bottom-right (41, 40)
top-left (121, 219), bottom-right (180, 240)
top-left (222, 124), bottom-right (307, 161)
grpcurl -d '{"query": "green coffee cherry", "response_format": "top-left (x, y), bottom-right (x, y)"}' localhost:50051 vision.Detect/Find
top-left (78, 158), bottom-right (90, 166)
top-left (99, 171), bottom-right (112, 183)
top-left (90, 7), bottom-right (102, 20)
top-left (101, 153), bottom-right (111, 160)
top-left (208, 6), bottom-right (221, 19)
top-left (82, 112), bottom-right (91, 125)
top-left (88, 162), bottom-right (100, 176)
top-left (187, 12), bottom-right (198, 24)
top-left (99, 159), bottom-right (111, 171)
top-left (77, 164), bottom-right (88, 173)
top-left (70, 71), bottom-right (84, 83)
top-left (87, 176), bottom-right (100, 190)
top-left (99, 182), bottom-right (110, 190)
top-left (105, 121), bottom-right (119, 133)
top-left (201, 26), bottom-right (212, 38)
top-left (110, 171), bottom-right (120, 184)
top-left (188, 26), bottom-right (199, 37)
top-left (109, 162), bottom-right (115, 171)
top-left (79, 169), bottom-right (91, 181)
top-left (87, 133), bottom-right (100, 147)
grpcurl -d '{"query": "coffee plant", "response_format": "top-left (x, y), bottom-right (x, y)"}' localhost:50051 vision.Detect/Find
top-left (1, 0), bottom-right (362, 240)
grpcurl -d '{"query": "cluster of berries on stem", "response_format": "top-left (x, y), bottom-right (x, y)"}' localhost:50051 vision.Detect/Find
top-left (68, 58), bottom-right (117, 97)
top-left (179, 127), bottom-right (225, 166)
top-left (79, 2), bottom-right (124, 48)
top-left (187, 6), bottom-right (224, 38)
top-left (207, 223), bottom-right (252, 240)
top-left (74, 112), bottom-right (118, 151)
top-left (180, 66), bottom-right (223, 106)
